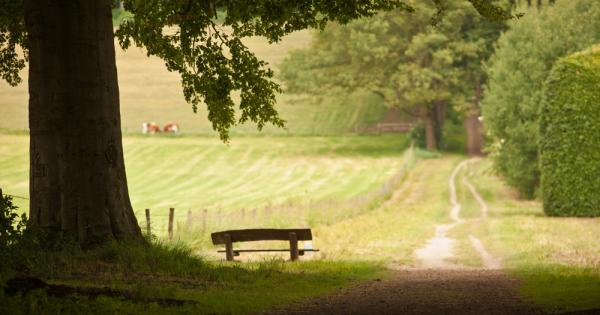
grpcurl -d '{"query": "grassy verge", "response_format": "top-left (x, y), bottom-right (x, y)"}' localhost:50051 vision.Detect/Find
top-left (453, 159), bottom-right (600, 313)
top-left (311, 153), bottom-right (458, 265)
top-left (1, 240), bottom-right (383, 314)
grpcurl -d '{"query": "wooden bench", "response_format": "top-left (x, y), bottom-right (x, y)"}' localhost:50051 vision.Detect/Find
top-left (211, 228), bottom-right (320, 261)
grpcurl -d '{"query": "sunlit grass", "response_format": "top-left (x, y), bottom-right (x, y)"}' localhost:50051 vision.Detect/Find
top-left (312, 155), bottom-right (460, 264)
top-left (0, 133), bottom-right (410, 234)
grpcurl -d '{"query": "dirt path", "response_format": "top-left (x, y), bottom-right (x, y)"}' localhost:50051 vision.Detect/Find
top-left (265, 159), bottom-right (546, 315)
top-left (267, 269), bottom-right (543, 315)
top-left (462, 167), bottom-right (502, 269)
top-left (413, 159), bottom-right (468, 269)
top-left (415, 158), bottom-right (500, 269)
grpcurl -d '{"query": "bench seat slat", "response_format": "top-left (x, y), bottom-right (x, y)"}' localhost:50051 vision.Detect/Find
top-left (211, 228), bottom-right (312, 244)
top-left (217, 249), bottom-right (320, 257)
top-left (217, 249), bottom-right (320, 253)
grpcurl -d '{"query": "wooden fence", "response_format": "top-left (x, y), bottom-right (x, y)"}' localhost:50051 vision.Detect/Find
top-left (359, 122), bottom-right (413, 134)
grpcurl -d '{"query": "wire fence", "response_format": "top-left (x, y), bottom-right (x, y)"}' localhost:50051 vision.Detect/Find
top-left (143, 147), bottom-right (416, 248)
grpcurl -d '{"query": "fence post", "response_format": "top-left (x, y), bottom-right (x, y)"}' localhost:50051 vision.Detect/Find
top-left (187, 209), bottom-right (193, 223)
top-left (168, 207), bottom-right (174, 240)
top-left (202, 209), bottom-right (208, 231)
top-left (240, 208), bottom-right (245, 221)
top-left (145, 208), bottom-right (151, 235)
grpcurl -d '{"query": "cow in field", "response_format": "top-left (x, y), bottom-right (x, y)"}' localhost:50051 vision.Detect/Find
top-left (163, 123), bottom-right (180, 133)
top-left (142, 122), bottom-right (161, 134)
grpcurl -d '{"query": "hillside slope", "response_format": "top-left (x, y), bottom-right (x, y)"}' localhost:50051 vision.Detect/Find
top-left (0, 31), bottom-right (387, 135)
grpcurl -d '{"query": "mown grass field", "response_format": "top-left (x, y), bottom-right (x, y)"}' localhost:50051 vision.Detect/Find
top-left (0, 132), bottom-right (410, 234)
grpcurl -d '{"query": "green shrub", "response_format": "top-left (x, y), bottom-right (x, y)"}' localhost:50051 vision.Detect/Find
top-left (540, 47), bottom-right (600, 217)
top-left (482, 0), bottom-right (600, 198)
top-left (409, 123), bottom-right (427, 149)
top-left (442, 120), bottom-right (467, 153)
top-left (0, 189), bottom-right (27, 249)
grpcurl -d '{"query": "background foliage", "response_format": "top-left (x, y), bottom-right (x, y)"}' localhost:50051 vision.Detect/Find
top-left (279, 0), bottom-right (505, 150)
top-left (539, 47), bottom-right (600, 217)
top-left (481, 0), bottom-right (600, 198)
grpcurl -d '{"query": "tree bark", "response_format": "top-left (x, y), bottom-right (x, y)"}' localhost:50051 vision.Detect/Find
top-left (464, 80), bottom-right (484, 156)
top-left (464, 114), bottom-right (483, 156)
top-left (422, 101), bottom-right (446, 151)
top-left (432, 99), bottom-right (446, 148)
top-left (24, 0), bottom-right (142, 247)
top-left (424, 109), bottom-right (437, 151)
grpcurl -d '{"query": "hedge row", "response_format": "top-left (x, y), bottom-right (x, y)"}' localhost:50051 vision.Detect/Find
top-left (540, 47), bottom-right (600, 217)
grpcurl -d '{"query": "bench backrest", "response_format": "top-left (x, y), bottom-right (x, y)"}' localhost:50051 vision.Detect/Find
top-left (211, 228), bottom-right (312, 245)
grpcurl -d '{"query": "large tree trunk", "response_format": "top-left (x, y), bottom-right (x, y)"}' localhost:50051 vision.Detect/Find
top-left (24, 0), bottom-right (142, 247)
top-left (464, 80), bottom-right (484, 156)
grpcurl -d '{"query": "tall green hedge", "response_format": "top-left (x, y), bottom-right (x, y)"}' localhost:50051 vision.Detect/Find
top-left (540, 47), bottom-right (600, 217)
top-left (482, 1), bottom-right (600, 199)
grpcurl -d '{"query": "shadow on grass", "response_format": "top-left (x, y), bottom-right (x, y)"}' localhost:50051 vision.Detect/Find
top-left (0, 240), bottom-right (384, 315)
top-left (512, 265), bottom-right (600, 314)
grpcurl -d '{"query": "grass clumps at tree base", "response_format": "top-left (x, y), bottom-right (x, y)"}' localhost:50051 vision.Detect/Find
top-left (540, 47), bottom-right (600, 217)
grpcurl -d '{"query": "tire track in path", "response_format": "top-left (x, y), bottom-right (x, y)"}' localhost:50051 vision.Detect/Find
top-left (413, 159), bottom-right (468, 269)
top-left (462, 164), bottom-right (502, 269)
top-left (414, 158), bottom-right (500, 269)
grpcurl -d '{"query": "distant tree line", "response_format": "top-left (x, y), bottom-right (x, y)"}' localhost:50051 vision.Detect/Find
top-left (279, 0), bottom-right (505, 151)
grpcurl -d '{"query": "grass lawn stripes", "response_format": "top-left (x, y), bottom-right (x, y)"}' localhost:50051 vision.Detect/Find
top-left (0, 133), bottom-right (410, 238)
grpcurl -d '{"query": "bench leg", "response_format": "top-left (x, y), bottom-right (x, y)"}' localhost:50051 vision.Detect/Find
top-left (225, 234), bottom-right (234, 261)
top-left (289, 232), bottom-right (299, 261)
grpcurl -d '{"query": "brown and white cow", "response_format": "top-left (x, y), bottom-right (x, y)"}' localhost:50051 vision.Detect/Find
top-left (163, 123), bottom-right (180, 133)
top-left (142, 122), bottom-right (161, 134)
